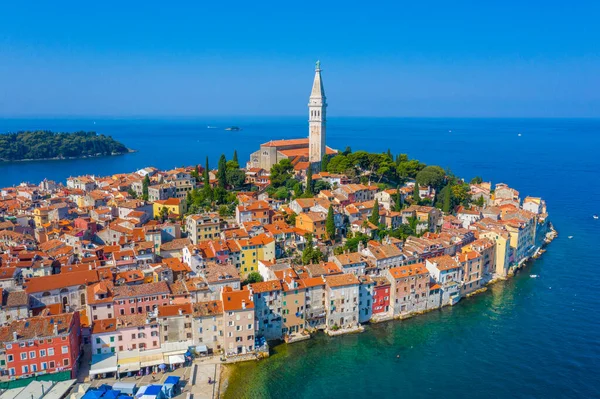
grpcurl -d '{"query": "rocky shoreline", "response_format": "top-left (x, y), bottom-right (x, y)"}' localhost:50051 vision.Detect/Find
top-left (0, 148), bottom-right (136, 163)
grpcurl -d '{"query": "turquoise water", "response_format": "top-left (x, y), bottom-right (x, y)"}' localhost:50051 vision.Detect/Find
top-left (2, 118), bottom-right (600, 397)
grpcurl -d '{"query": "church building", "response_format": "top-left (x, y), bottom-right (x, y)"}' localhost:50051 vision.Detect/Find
top-left (247, 61), bottom-right (336, 172)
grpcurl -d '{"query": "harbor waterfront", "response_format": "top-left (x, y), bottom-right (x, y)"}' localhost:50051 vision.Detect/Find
top-left (1, 117), bottom-right (599, 398)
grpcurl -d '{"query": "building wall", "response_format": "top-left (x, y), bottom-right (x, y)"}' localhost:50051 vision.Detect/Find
top-left (325, 285), bottom-right (359, 330)
top-left (193, 315), bottom-right (224, 351)
top-left (223, 309), bottom-right (255, 356)
top-left (253, 291), bottom-right (283, 340)
top-left (114, 294), bottom-right (170, 316)
top-left (5, 315), bottom-right (81, 379)
top-left (117, 324), bottom-right (160, 352)
top-left (282, 289), bottom-right (305, 335)
top-left (304, 285), bottom-right (326, 329)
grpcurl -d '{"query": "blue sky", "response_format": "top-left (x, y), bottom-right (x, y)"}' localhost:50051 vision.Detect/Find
top-left (1, 1), bottom-right (599, 117)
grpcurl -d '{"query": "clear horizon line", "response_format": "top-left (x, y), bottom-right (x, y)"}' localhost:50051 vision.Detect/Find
top-left (1, 114), bottom-right (599, 120)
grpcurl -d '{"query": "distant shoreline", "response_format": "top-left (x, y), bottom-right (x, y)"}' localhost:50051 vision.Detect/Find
top-left (0, 148), bottom-right (136, 163)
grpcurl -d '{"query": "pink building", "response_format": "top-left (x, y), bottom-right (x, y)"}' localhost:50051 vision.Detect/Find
top-left (116, 314), bottom-right (160, 351)
top-left (113, 282), bottom-right (171, 316)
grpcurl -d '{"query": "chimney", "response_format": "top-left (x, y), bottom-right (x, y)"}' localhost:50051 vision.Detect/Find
top-left (12, 331), bottom-right (18, 341)
top-left (178, 308), bottom-right (183, 315)
top-left (241, 300), bottom-right (246, 309)
top-left (53, 324), bottom-right (58, 336)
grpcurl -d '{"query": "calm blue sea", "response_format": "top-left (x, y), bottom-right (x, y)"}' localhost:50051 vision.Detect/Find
top-left (1, 117), bottom-right (600, 398)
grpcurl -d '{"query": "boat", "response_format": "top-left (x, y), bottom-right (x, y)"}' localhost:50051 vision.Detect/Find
top-left (568, 236), bottom-right (573, 239)
top-left (207, 125), bottom-right (217, 129)
top-left (594, 215), bottom-right (599, 219)
top-left (518, 133), bottom-right (522, 137)
top-left (530, 274), bottom-right (539, 278)
top-left (225, 126), bottom-right (242, 131)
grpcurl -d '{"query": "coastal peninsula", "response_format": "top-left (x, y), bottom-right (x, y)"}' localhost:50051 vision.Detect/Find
top-left (0, 64), bottom-right (555, 397)
top-left (0, 130), bottom-right (130, 162)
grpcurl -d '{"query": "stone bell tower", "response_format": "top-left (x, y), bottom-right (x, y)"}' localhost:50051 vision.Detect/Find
top-left (308, 60), bottom-right (327, 170)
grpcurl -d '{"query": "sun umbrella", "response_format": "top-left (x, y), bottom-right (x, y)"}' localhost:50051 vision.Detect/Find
top-left (158, 364), bottom-right (167, 370)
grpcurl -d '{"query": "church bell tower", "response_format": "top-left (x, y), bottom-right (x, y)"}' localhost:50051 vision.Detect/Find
top-left (308, 61), bottom-right (327, 170)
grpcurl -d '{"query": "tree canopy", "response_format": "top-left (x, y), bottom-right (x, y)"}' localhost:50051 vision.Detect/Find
top-left (416, 165), bottom-right (446, 189)
top-left (270, 159), bottom-right (294, 188)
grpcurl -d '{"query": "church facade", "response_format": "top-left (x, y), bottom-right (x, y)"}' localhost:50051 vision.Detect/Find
top-left (247, 62), bottom-right (335, 172)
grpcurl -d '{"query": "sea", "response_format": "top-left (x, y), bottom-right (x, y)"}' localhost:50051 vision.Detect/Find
top-left (1, 117), bottom-right (599, 398)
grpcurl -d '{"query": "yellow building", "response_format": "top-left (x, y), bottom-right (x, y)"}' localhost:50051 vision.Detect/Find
top-left (295, 212), bottom-right (327, 240)
top-left (153, 198), bottom-right (186, 217)
top-left (233, 234), bottom-right (276, 279)
top-left (33, 207), bottom-right (51, 228)
top-left (479, 229), bottom-right (510, 277)
top-left (236, 239), bottom-right (259, 278)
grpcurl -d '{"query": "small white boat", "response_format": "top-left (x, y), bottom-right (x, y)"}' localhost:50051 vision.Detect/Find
top-left (594, 215), bottom-right (599, 219)
top-left (518, 133), bottom-right (522, 137)
top-left (448, 130), bottom-right (452, 133)
top-left (530, 274), bottom-right (539, 278)
top-left (207, 125), bottom-right (217, 129)
top-left (568, 236), bottom-right (573, 239)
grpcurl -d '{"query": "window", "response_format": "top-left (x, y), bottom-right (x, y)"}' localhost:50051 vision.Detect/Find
top-left (49, 361), bottom-right (55, 368)
top-left (6, 344), bottom-right (12, 349)
top-left (32, 364), bottom-right (38, 372)
top-left (22, 365), bottom-right (29, 374)
top-left (30, 351), bottom-right (36, 359)
top-left (96, 338), bottom-right (101, 344)
top-left (41, 362), bottom-right (47, 370)
top-left (64, 358), bottom-right (69, 366)
top-left (7, 354), bottom-right (13, 362)
top-left (110, 337), bottom-right (115, 343)
top-left (61, 346), bottom-right (68, 354)
top-left (20, 353), bottom-right (27, 360)
top-left (48, 348), bottom-right (54, 356)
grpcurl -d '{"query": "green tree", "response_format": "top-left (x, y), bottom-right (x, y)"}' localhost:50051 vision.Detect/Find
top-left (326, 205), bottom-right (335, 240)
top-left (314, 180), bottom-right (331, 193)
top-left (217, 154), bottom-right (227, 188)
top-left (413, 182), bottom-right (420, 203)
top-left (416, 165), bottom-right (446, 189)
top-left (301, 234), bottom-right (324, 265)
top-left (244, 272), bottom-right (264, 285)
top-left (203, 157), bottom-right (210, 187)
top-left (226, 168), bottom-right (246, 189)
top-left (233, 150), bottom-right (239, 165)
top-left (369, 199), bottom-right (380, 225)
top-left (394, 186), bottom-right (402, 211)
top-left (386, 148), bottom-right (393, 160)
top-left (142, 175), bottom-right (150, 201)
top-left (343, 146), bottom-right (352, 155)
top-left (321, 154), bottom-right (329, 171)
top-left (127, 187), bottom-right (137, 199)
top-left (270, 159), bottom-right (294, 188)
top-left (470, 176), bottom-right (483, 184)
top-left (442, 184), bottom-right (452, 213)
top-left (305, 166), bottom-right (314, 196)
top-left (159, 206), bottom-right (169, 221)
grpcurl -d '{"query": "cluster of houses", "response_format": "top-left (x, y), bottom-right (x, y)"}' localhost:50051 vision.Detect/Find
top-left (0, 165), bottom-right (550, 381)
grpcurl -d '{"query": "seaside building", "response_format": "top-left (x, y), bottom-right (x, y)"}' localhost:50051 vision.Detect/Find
top-left (248, 62), bottom-right (336, 172)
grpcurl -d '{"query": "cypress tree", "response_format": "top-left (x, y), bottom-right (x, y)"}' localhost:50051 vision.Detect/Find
top-left (369, 199), bottom-right (380, 225)
top-left (305, 166), bottom-right (314, 196)
top-left (203, 156), bottom-right (210, 187)
top-left (142, 175), bottom-right (150, 201)
top-left (321, 154), bottom-right (329, 172)
top-left (217, 154), bottom-right (227, 188)
top-left (413, 182), bottom-right (420, 203)
top-left (326, 205), bottom-right (335, 240)
top-left (386, 148), bottom-right (393, 160)
top-left (442, 185), bottom-right (452, 213)
top-left (394, 186), bottom-right (402, 211)
top-left (233, 150), bottom-right (239, 165)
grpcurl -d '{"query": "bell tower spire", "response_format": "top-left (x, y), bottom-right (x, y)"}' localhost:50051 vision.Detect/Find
top-left (308, 60), bottom-right (327, 170)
